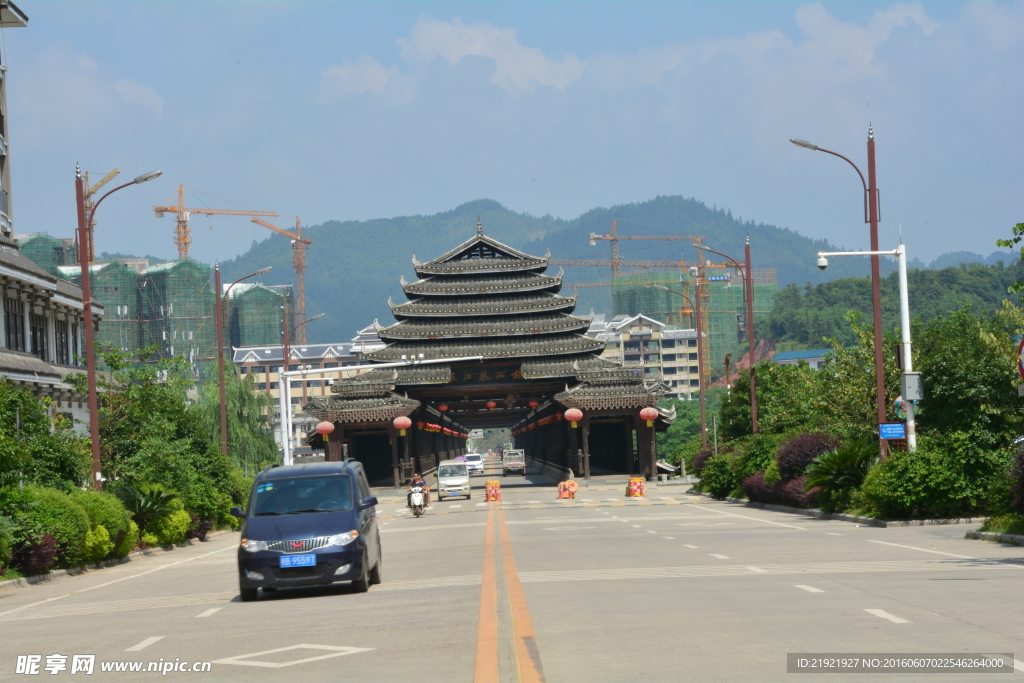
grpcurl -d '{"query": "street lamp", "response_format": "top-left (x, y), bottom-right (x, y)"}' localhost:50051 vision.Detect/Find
top-left (695, 239), bottom-right (758, 434)
top-left (653, 284), bottom-right (708, 450)
top-left (75, 166), bottom-right (162, 491)
top-left (790, 127), bottom-right (885, 454)
top-left (214, 264), bottom-right (273, 459)
top-left (816, 244), bottom-right (917, 451)
top-left (279, 312), bottom-right (326, 459)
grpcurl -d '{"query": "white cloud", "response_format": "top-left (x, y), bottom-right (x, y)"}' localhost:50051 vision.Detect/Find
top-left (113, 77), bottom-right (164, 119)
top-left (320, 54), bottom-right (400, 98)
top-left (399, 17), bottom-right (583, 92)
top-left (77, 53), bottom-right (98, 70)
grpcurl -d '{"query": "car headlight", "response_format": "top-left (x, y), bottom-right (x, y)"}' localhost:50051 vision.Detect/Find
top-left (328, 530), bottom-right (359, 547)
top-left (242, 538), bottom-right (267, 552)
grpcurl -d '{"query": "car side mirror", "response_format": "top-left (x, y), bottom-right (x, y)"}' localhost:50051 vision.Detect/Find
top-left (230, 506), bottom-right (246, 519)
top-left (358, 496), bottom-right (378, 510)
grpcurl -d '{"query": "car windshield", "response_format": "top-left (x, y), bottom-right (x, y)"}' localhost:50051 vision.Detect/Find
top-left (439, 465), bottom-right (468, 477)
top-left (252, 475), bottom-right (353, 516)
top-left (466, 455), bottom-right (481, 462)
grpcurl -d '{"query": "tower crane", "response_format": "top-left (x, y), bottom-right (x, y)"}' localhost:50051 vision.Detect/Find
top-left (153, 184), bottom-right (277, 260)
top-left (588, 219), bottom-right (704, 277)
top-left (81, 168), bottom-right (120, 263)
top-left (250, 217), bottom-right (313, 344)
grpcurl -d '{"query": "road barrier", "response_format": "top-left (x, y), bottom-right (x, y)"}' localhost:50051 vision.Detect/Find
top-left (485, 480), bottom-right (502, 502)
top-left (557, 480), bottom-right (578, 499)
top-left (626, 477), bottom-right (645, 498)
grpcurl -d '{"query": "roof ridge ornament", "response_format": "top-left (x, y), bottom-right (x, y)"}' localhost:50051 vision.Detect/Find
top-left (477, 215), bottom-right (483, 236)
top-left (400, 274), bottom-right (408, 286)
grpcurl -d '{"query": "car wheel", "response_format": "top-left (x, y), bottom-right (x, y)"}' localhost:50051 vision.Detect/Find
top-left (369, 548), bottom-right (382, 585)
top-left (466, 492), bottom-right (471, 499)
top-left (239, 584), bottom-right (258, 602)
top-left (351, 551), bottom-right (370, 593)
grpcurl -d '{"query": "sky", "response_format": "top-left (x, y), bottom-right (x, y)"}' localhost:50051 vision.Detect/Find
top-left (5, 1), bottom-right (1022, 264)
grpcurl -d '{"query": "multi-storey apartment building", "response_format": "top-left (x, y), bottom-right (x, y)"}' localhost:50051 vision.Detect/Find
top-left (587, 314), bottom-right (700, 400)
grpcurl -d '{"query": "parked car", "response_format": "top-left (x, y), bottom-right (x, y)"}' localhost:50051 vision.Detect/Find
top-left (503, 449), bottom-right (526, 476)
top-left (437, 459), bottom-right (471, 500)
top-left (465, 453), bottom-right (484, 474)
top-left (233, 460), bottom-right (382, 601)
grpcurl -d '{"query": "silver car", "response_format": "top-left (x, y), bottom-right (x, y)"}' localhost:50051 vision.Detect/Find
top-left (464, 453), bottom-right (484, 474)
top-left (436, 460), bottom-right (471, 500)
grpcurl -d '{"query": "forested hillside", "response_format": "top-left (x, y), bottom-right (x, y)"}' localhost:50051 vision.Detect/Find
top-left (766, 260), bottom-right (1024, 349)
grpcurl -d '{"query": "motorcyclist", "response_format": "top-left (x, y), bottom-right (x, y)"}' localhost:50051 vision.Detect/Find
top-left (407, 473), bottom-right (430, 508)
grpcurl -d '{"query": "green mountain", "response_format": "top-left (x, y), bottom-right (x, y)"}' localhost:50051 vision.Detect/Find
top-left (220, 196), bottom-right (893, 343)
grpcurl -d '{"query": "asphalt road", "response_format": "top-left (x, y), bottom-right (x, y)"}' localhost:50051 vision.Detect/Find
top-left (2, 467), bottom-right (1022, 682)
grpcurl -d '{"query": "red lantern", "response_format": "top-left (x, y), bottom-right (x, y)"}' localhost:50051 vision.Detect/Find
top-left (528, 400), bottom-right (540, 409)
top-left (438, 404), bottom-right (448, 412)
top-left (486, 401), bottom-right (497, 410)
top-left (640, 407), bottom-right (659, 427)
top-left (393, 415), bottom-right (412, 436)
top-left (316, 421), bottom-right (335, 441)
top-left (564, 408), bottom-right (583, 428)
top-left (555, 412), bottom-right (563, 421)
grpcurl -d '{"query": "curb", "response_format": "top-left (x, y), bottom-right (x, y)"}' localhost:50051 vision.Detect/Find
top-left (965, 530), bottom-right (1024, 547)
top-left (689, 491), bottom-right (981, 528)
top-left (0, 529), bottom-right (234, 590)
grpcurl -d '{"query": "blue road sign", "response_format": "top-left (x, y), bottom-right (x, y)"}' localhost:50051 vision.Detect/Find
top-left (880, 422), bottom-right (906, 439)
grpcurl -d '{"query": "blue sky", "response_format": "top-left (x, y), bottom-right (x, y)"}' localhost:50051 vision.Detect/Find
top-left (5, 1), bottom-right (1022, 263)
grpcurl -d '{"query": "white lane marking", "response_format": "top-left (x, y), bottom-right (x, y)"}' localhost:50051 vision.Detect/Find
top-left (646, 530), bottom-right (657, 534)
top-left (827, 532), bottom-right (841, 536)
top-left (196, 607), bottom-right (222, 618)
top-left (476, 503), bottom-right (488, 507)
top-left (866, 540), bottom-right (973, 559)
top-left (0, 541), bottom-right (238, 617)
top-left (448, 504), bottom-right (462, 509)
top-left (865, 609), bottom-right (911, 624)
top-left (695, 504), bottom-right (807, 530)
top-left (126, 636), bottom-right (164, 651)
top-left (678, 522), bottom-right (734, 526)
top-left (1014, 659), bottom-right (1024, 673)
top-left (795, 585), bottom-right (824, 593)
top-left (746, 566), bottom-right (768, 573)
top-left (529, 500), bottom-right (540, 504)
top-left (684, 544), bottom-right (698, 549)
top-left (543, 526), bottom-right (596, 531)
top-left (664, 536), bottom-right (675, 540)
top-left (710, 554), bottom-right (729, 559)
top-left (214, 644), bottom-right (374, 668)
top-left (632, 524), bottom-right (642, 528)
top-left (381, 522), bottom-right (486, 533)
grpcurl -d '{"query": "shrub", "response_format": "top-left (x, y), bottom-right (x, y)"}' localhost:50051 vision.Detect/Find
top-left (82, 525), bottom-right (114, 565)
top-left (979, 513), bottom-right (1024, 535)
top-left (741, 471), bottom-right (818, 508)
top-left (70, 491), bottom-right (131, 553)
top-left (114, 521), bottom-right (139, 558)
top-left (185, 514), bottom-right (214, 542)
top-left (691, 449), bottom-right (715, 477)
top-left (702, 454), bottom-right (738, 500)
top-left (144, 498), bottom-right (191, 546)
top-left (22, 487), bottom-right (90, 568)
top-left (732, 434), bottom-right (786, 483)
top-left (777, 432), bottom-right (839, 481)
top-left (1012, 447), bottom-right (1024, 515)
top-left (804, 439), bottom-right (878, 512)
top-left (861, 433), bottom-right (1012, 520)
top-left (114, 485), bottom-right (178, 531)
top-left (12, 533), bottom-right (57, 576)
top-left (0, 514), bottom-right (14, 573)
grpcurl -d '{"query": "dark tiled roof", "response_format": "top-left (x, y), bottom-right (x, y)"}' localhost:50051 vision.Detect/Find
top-left (377, 313), bottom-right (591, 340)
top-left (0, 348), bottom-right (64, 378)
top-left (390, 293), bottom-right (576, 318)
top-left (367, 334), bottom-right (605, 362)
top-left (400, 271), bottom-right (562, 297)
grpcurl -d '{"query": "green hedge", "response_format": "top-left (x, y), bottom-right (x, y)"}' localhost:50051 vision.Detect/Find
top-left (143, 498), bottom-right (191, 547)
top-left (70, 491), bottom-right (131, 557)
top-left (22, 487), bottom-right (90, 568)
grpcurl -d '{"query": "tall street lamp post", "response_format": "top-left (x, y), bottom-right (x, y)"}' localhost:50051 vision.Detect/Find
top-left (816, 244), bottom-right (917, 451)
top-left (653, 285), bottom-right (708, 450)
top-left (75, 166), bottom-right (162, 491)
top-left (695, 239), bottom-right (758, 434)
top-left (791, 128), bottom-right (886, 454)
top-left (214, 264), bottom-right (272, 458)
top-left (279, 312), bottom-right (325, 459)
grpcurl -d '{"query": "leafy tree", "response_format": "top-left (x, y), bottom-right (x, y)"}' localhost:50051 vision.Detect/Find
top-left (195, 363), bottom-right (279, 476)
top-left (995, 222), bottom-right (1024, 300)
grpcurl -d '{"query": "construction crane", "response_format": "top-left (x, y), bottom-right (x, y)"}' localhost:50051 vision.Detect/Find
top-left (153, 184), bottom-right (277, 260)
top-left (588, 219), bottom-right (704, 277)
top-left (81, 168), bottom-right (120, 263)
top-left (251, 217), bottom-right (313, 344)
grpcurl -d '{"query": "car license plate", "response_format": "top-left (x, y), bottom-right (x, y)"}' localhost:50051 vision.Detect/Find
top-left (280, 554), bottom-right (316, 568)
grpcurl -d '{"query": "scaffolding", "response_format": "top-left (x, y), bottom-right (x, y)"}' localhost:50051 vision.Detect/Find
top-left (137, 260), bottom-right (217, 364)
top-left (16, 233), bottom-right (76, 275)
top-left (57, 261), bottom-right (140, 353)
top-left (227, 283), bottom-right (293, 348)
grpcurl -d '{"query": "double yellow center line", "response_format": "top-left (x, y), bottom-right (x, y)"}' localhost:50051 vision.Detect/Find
top-left (474, 506), bottom-right (546, 683)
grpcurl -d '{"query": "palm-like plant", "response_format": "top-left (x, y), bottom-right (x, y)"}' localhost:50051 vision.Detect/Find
top-left (114, 486), bottom-right (177, 531)
top-left (804, 439), bottom-right (879, 493)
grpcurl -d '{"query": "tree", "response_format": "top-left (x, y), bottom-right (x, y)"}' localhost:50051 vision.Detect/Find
top-left (996, 222), bottom-right (1024, 300)
top-left (195, 363), bottom-right (279, 476)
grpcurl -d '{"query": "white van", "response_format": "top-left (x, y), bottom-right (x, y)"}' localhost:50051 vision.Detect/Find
top-left (436, 460), bottom-right (471, 500)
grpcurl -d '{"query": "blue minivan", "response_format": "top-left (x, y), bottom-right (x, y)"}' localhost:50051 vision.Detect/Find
top-left (232, 460), bottom-right (382, 601)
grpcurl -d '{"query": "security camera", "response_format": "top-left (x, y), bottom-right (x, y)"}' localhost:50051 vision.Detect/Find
top-left (817, 256), bottom-right (828, 271)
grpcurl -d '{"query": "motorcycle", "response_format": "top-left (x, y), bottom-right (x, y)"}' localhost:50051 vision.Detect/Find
top-left (409, 486), bottom-right (427, 517)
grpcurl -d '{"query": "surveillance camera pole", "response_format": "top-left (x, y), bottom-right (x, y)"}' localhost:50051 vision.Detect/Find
top-left (817, 245), bottom-right (916, 452)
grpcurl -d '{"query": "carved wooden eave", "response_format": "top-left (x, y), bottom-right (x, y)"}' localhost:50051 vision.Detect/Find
top-left (378, 313), bottom-right (592, 341)
top-left (304, 392), bottom-right (420, 425)
top-left (389, 292), bottom-right (578, 318)
top-left (367, 333), bottom-right (605, 362)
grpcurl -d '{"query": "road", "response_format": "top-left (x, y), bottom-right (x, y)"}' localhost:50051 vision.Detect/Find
top-left (1, 465), bottom-right (1022, 682)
